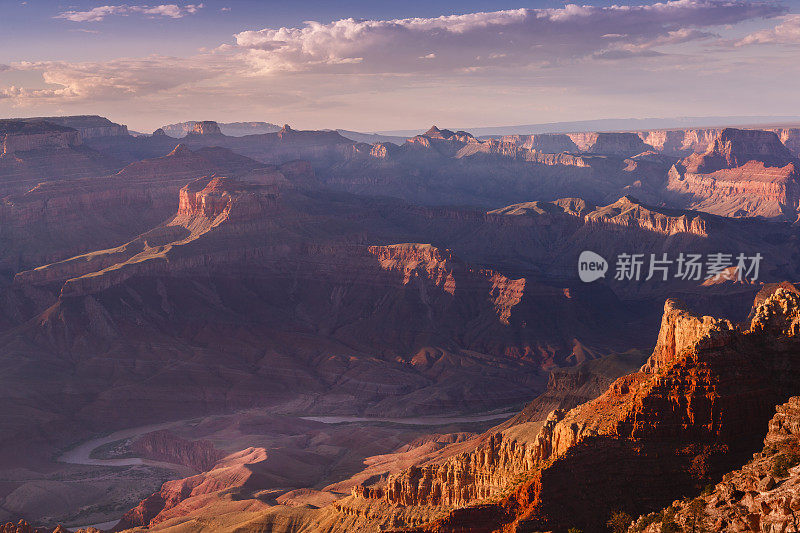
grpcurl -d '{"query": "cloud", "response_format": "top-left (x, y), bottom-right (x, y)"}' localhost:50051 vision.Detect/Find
top-left (2, 55), bottom-right (222, 104)
top-left (738, 14), bottom-right (800, 45)
top-left (1, 0), bottom-right (791, 126)
top-left (232, 0), bottom-right (784, 74)
top-left (55, 4), bottom-right (204, 22)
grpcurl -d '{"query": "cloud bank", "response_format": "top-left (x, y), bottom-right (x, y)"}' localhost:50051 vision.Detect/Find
top-left (233, 0), bottom-right (784, 73)
top-left (2, 1), bottom-right (797, 130)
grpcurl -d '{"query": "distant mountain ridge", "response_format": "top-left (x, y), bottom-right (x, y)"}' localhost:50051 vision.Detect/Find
top-left (378, 115), bottom-right (800, 137)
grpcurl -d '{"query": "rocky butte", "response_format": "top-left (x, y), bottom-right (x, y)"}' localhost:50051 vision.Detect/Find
top-left (186, 120), bottom-right (224, 136)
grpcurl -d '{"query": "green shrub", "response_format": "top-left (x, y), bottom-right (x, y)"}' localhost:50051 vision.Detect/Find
top-left (771, 453), bottom-right (800, 477)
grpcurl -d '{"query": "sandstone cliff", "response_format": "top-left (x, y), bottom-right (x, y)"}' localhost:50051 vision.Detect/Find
top-left (0, 121), bottom-right (82, 156)
top-left (335, 288), bottom-right (800, 532)
top-left (567, 132), bottom-right (653, 157)
top-left (667, 128), bottom-right (800, 219)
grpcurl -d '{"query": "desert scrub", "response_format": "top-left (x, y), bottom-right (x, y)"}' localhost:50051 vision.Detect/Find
top-left (771, 452), bottom-right (800, 478)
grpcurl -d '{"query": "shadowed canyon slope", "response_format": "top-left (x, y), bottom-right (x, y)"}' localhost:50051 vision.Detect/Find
top-left (634, 393), bottom-right (800, 532)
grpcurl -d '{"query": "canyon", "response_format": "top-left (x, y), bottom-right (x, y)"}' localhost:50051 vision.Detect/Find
top-left (309, 286), bottom-right (800, 532)
top-left (0, 114), bottom-right (799, 532)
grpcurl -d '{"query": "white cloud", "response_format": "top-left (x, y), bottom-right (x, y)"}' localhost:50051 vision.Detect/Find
top-left (231, 1), bottom-right (784, 74)
top-left (738, 14), bottom-right (800, 45)
top-left (55, 4), bottom-right (204, 22)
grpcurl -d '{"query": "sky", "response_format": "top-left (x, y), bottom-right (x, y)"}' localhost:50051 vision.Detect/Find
top-left (1, 0), bottom-right (799, 132)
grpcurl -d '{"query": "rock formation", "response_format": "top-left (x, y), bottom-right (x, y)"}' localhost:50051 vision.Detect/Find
top-left (132, 430), bottom-right (225, 472)
top-left (0, 522), bottom-right (73, 533)
top-left (633, 395), bottom-right (800, 532)
top-left (0, 120), bottom-right (122, 194)
top-left (0, 145), bottom-right (272, 273)
top-left (682, 128), bottom-right (795, 174)
top-left (500, 133), bottom-right (579, 153)
top-left (667, 128), bottom-right (800, 219)
top-left (159, 121), bottom-right (281, 138)
top-left (18, 115), bottom-right (128, 139)
top-left (334, 288), bottom-right (800, 532)
top-left (567, 131), bottom-right (653, 157)
top-left (187, 121), bottom-right (223, 136)
top-left (0, 120), bottom-right (81, 156)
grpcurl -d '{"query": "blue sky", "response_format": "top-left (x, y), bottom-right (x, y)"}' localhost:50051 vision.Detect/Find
top-left (1, 0), bottom-right (799, 131)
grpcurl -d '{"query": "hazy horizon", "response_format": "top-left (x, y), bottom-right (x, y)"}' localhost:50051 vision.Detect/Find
top-left (2, 0), bottom-right (800, 132)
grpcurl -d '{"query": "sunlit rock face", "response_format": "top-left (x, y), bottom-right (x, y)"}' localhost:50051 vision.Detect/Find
top-left (666, 128), bottom-right (800, 220)
top-left (338, 288), bottom-right (800, 532)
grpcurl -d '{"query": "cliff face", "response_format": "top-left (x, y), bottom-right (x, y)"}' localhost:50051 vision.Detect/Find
top-left (1, 129), bottom-right (82, 156)
top-left (340, 288), bottom-right (800, 532)
top-left (633, 396), bottom-right (800, 532)
top-left (682, 128), bottom-right (795, 174)
top-left (1, 120), bottom-right (81, 154)
top-left (500, 134), bottom-right (579, 153)
top-left (0, 120), bottom-right (122, 195)
top-left (567, 132), bottom-right (652, 157)
top-left (132, 430), bottom-right (225, 472)
top-left (502, 127), bottom-right (800, 159)
top-left (667, 128), bottom-right (800, 219)
top-left (773, 127), bottom-right (800, 156)
top-left (18, 115), bottom-right (128, 139)
top-left (498, 132), bottom-right (652, 157)
top-left (159, 121), bottom-right (281, 137)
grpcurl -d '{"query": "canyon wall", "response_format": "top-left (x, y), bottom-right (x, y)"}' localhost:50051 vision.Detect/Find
top-left (1, 130), bottom-right (82, 156)
top-left (19, 116), bottom-right (128, 139)
top-left (338, 288), bottom-right (800, 532)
